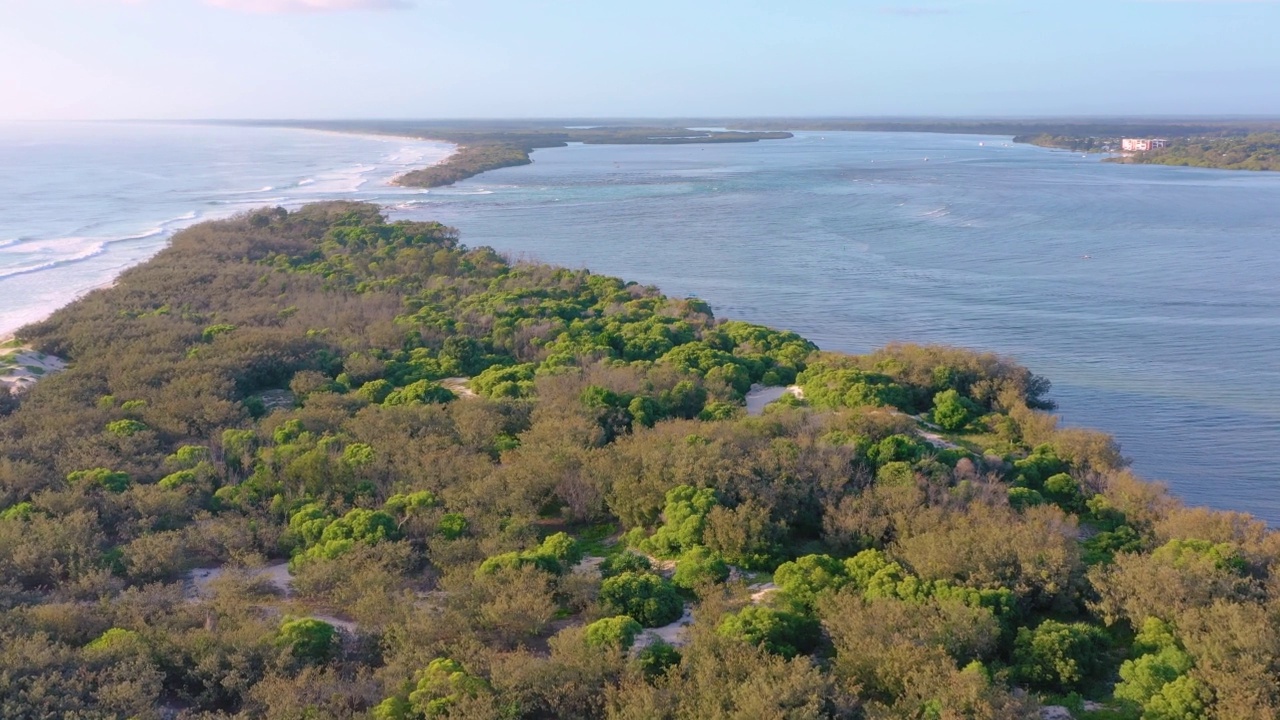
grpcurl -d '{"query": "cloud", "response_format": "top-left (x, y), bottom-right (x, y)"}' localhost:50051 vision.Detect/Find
top-left (202, 0), bottom-right (413, 12)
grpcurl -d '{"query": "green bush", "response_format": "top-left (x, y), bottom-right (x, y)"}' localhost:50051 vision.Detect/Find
top-left (275, 617), bottom-right (338, 664)
top-left (599, 571), bottom-right (684, 627)
top-left (1010, 620), bottom-right (1108, 693)
top-left (584, 615), bottom-right (644, 650)
top-left (716, 606), bottom-right (820, 658)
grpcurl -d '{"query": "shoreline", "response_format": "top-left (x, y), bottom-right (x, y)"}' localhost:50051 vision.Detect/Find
top-left (0, 123), bottom-right (456, 340)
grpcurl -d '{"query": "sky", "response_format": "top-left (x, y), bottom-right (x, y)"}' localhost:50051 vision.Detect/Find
top-left (0, 0), bottom-right (1277, 119)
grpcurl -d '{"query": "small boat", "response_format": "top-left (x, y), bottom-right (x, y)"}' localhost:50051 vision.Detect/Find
top-left (1082, 254), bottom-right (1092, 260)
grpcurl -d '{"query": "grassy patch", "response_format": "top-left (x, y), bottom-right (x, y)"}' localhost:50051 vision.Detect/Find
top-left (576, 522), bottom-right (622, 558)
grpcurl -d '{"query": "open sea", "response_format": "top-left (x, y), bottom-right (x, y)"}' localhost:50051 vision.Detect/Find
top-left (3, 123), bottom-right (1279, 523)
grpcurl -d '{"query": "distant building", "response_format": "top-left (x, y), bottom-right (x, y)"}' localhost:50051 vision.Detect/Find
top-left (1121, 138), bottom-right (1168, 152)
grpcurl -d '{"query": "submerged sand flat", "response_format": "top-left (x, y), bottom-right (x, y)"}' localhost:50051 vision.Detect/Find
top-left (0, 340), bottom-right (66, 393)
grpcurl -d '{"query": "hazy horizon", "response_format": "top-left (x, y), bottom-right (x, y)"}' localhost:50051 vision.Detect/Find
top-left (3, 0), bottom-right (1279, 120)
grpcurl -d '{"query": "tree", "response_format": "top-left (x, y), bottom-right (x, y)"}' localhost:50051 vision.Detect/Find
top-left (1010, 620), bottom-right (1108, 693)
top-left (599, 571), bottom-right (684, 627)
top-left (672, 546), bottom-right (729, 590)
top-left (276, 618), bottom-right (338, 665)
top-left (638, 485), bottom-right (717, 558)
top-left (774, 554), bottom-right (850, 610)
top-left (584, 615), bottom-right (644, 650)
top-left (717, 606), bottom-right (820, 658)
top-left (932, 389), bottom-right (976, 431)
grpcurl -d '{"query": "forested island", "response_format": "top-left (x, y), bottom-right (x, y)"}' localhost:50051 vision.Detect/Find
top-left (231, 122), bottom-right (792, 188)
top-left (1, 202), bottom-right (1278, 718)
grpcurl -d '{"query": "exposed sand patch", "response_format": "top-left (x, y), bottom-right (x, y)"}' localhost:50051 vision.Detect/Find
top-left (633, 605), bottom-right (694, 649)
top-left (187, 561), bottom-right (293, 600)
top-left (0, 339), bottom-right (67, 394)
top-left (917, 429), bottom-right (962, 450)
top-left (186, 561), bottom-right (360, 633)
top-left (441, 377), bottom-right (478, 399)
top-left (748, 582), bottom-right (779, 604)
top-left (572, 556), bottom-right (605, 576)
top-left (743, 384), bottom-right (804, 416)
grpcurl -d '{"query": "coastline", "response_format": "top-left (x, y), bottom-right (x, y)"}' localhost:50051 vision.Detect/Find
top-left (0, 123), bottom-right (456, 340)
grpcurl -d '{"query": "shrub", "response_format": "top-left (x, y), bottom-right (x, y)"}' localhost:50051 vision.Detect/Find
top-left (584, 615), bottom-right (644, 650)
top-left (716, 606), bottom-right (821, 658)
top-left (276, 618), bottom-right (338, 664)
top-left (599, 571), bottom-right (683, 627)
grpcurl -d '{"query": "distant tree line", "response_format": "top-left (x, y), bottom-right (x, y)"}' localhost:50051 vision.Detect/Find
top-left (237, 122), bottom-right (791, 188)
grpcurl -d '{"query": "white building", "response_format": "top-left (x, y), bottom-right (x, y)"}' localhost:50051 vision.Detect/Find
top-left (1121, 138), bottom-right (1168, 152)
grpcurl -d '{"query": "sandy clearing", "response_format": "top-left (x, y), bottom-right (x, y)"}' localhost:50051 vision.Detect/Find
top-left (441, 377), bottom-right (478, 399)
top-left (187, 561), bottom-right (293, 600)
top-left (748, 582), bottom-right (779, 604)
top-left (0, 341), bottom-right (67, 394)
top-left (633, 605), bottom-right (694, 649)
top-left (743, 384), bottom-right (804, 416)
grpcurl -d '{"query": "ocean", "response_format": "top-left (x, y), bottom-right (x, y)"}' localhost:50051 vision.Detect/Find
top-left (4, 123), bottom-right (1279, 523)
top-left (0, 121), bottom-right (452, 334)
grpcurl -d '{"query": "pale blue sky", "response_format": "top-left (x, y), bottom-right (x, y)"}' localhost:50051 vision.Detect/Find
top-left (1, 0), bottom-right (1276, 119)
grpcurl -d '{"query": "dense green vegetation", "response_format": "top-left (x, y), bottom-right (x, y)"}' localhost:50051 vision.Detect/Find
top-left (244, 122), bottom-right (791, 188)
top-left (1113, 133), bottom-right (1280, 171)
top-left (395, 143), bottom-right (535, 188)
top-left (1, 202), bottom-right (1278, 718)
top-left (1012, 134), bottom-right (1112, 153)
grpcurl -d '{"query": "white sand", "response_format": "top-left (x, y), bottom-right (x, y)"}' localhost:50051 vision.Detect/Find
top-left (633, 605), bottom-right (694, 649)
top-left (748, 582), bottom-right (779, 604)
top-left (0, 339), bottom-right (67, 394)
top-left (187, 561), bottom-right (293, 600)
top-left (743, 384), bottom-right (804, 416)
top-left (441, 377), bottom-right (478, 399)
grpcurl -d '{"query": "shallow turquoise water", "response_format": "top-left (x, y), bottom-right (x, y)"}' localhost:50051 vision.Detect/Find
top-left (4, 124), bottom-right (1279, 522)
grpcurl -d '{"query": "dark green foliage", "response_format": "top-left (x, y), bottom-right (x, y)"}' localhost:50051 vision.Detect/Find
top-left (599, 571), bottom-right (684, 627)
top-left (365, 124), bottom-right (793, 189)
top-left (635, 639), bottom-right (681, 679)
top-left (600, 551), bottom-right (651, 578)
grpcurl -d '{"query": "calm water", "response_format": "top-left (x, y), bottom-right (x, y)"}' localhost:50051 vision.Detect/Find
top-left (3, 125), bottom-right (1279, 523)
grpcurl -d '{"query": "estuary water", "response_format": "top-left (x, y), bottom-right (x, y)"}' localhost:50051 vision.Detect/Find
top-left (3, 124), bottom-right (1279, 523)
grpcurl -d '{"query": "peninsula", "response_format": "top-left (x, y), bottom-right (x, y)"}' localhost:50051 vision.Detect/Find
top-left (1, 202), bottom-right (1275, 718)
top-left (228, 121), bottom-right (793, 188)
